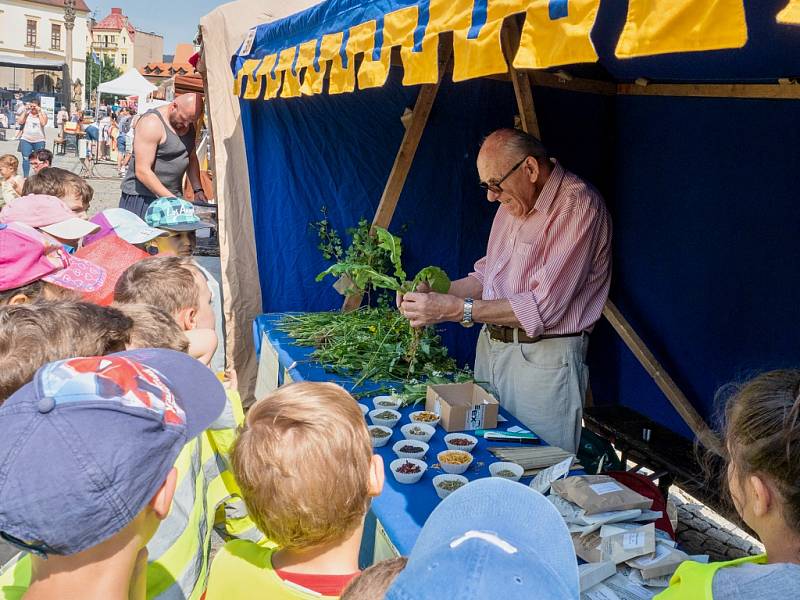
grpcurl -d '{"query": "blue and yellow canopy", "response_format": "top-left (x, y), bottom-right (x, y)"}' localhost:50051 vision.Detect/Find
top-left (232, 0), bottom-right (794, 101)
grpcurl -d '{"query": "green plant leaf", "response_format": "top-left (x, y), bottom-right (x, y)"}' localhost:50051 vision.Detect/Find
top-left (412, 266), bottom-right (451, 293)
top-left (375, 227), bottom-right (406, 282)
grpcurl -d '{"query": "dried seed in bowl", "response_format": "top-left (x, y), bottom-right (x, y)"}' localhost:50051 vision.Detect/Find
top-left (399, 444), bottom-right (424, 453)
top-left (411, 411), bottom-right (438, 422)
top-left (495, 469), bottom-right (517, 478)
top-left (449, 438), bottom-right (472, 446)
top-left (408, 426), bottom-right (428, 435)
top-left (437, 480), bottom-right (466, 492)
top-left (396, 461), bottom-right (421, 474)
top-left (376, 401), bottom-right (396, 407)
top-left (374, 411), bottom-right (398, 420)
top-left (439, 451), bottom-right (471, 464)
top-left (370, 428), bottom-right (391, 438)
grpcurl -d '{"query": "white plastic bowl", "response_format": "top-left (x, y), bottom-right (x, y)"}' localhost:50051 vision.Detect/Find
top-left (489, 461), bottom-right (524, 482)
top-left (392, 439), bottom-right (429, 460)
top-left (401, 422), bottom-right (436, 443)
top-left (358, 403), bottom-right (369, 416)
top-left (368, 425), bottom-right (393, 448)
top-left (369, 408), bottom-right (402, 428)
top-left (373, 395), bottom-right (402, 410)
top-left (391, 458), bottom-right (427, 484)
top-left (437, 450), bottom-right (474, 475)
top-left (409, 410), bottom-right (441, 428)
top-left (444, 433), bottom-right (478, 453)
top-left (433, 474), bottom-right (469, 499)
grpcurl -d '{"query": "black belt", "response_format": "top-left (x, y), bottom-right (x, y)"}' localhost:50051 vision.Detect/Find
top-left (486, 324), bottom-right (587, 344)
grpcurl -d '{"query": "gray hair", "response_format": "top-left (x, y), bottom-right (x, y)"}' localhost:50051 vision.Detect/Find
top-left (484, 128), bottom-right (548, 164)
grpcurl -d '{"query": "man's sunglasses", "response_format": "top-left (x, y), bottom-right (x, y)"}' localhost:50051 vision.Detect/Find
top-left (479, 157), bottom-right (527, 194)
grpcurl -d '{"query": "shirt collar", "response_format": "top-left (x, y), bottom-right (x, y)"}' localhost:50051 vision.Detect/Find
top-left (530, 159), bottom-right (565, 216)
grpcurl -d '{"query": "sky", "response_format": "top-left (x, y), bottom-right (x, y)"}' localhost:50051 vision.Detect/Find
top-left (89, 0), bottom-right (225, 55)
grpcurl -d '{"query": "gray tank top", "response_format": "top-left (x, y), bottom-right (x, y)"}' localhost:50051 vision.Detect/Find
top-left (121, 109), bottom-right (195, 198)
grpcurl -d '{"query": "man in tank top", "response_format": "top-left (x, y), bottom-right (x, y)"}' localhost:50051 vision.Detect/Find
top-left (120, 93), bottom-right (206, 218)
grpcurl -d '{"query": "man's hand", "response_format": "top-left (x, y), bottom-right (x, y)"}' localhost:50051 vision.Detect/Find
top-left (400, 292), bottom-right (462, 328)
top-left (194, 190), bottom-right (208, 203)
top-left (396, 281), bottom-right (430, 308)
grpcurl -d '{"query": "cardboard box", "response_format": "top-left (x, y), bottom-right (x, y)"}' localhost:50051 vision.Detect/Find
top-left (425, 383), bottom-right (499, 432)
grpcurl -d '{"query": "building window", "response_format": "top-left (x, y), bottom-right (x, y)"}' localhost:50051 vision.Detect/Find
top-left (26, 20), bottom-right (37, 47)
top-left (51, 24), bottom-right (61, 50)
top-left (121, 53), bottom-right (127, 65)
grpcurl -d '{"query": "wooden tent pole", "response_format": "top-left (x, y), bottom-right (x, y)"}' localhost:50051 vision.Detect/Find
top-left (602, 303), bottom-right (721, 452)
top-left (342, 43), bottom-right (453, 311)
top-left (502, 17), bottom-right (719, 450)
top-left (501, 18), bottom-right (540, 139)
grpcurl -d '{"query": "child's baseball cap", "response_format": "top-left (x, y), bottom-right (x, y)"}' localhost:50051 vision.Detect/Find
top-left (0, 222), bottom-right (106, 292)
top-left (145, 197), bottom-right (210, 232)
top-left (385, 478), bottom-right (579, 600)
top-left (0, 349), bottom-right (226, 556)
top-left (86, 208), bottom-right (166, 246)
top-left (0, 195), bottom-right (99, 241)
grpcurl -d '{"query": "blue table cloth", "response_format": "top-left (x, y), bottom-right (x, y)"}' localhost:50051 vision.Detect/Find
top-left (253, 313), bottom-right (582, 556)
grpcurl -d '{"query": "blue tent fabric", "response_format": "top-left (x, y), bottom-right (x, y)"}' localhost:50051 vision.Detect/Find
top-left (237, 0), bottom-right (800, 440)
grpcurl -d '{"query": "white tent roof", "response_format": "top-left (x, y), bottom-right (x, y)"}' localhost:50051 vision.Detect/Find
top-left (96, 69), bottom-right (157, 98)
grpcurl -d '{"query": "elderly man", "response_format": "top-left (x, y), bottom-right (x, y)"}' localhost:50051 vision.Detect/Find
top-left (399, 129), bottom-right (611, 453)
top-left (120, 93), bottom-right (206, 218)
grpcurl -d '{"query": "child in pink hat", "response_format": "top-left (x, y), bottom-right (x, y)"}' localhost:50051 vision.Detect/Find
top-left (0, 194), bottom-right (99, 249)
top-left (0, 222), bottom-right (106, 305)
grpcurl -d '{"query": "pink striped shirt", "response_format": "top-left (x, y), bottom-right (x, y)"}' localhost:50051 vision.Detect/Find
top-left (469, 160), bottom-right (612, 338)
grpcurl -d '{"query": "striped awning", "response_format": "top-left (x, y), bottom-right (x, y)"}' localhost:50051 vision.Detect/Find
top-left (232, 0), bottom-right (752, 101)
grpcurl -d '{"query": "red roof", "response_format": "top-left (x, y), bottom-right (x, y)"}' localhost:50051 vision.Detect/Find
top-left (93, 8), bottom-right (136, 38)
top-left (29, 0), bottom-right (91, 11)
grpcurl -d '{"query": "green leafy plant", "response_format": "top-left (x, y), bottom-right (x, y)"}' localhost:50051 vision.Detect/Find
top-left (316, 226), bottom-right (450, 295)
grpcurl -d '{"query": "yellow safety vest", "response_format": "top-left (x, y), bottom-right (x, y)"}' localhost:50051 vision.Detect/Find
top-left (0, 390), bottom-right (263, 600)
top-left (205, 539), bottom-right (339, 600)
top-left (655, 554), bottom-right (767, 599)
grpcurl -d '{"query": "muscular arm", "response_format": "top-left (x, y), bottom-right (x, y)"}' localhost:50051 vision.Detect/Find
top-left (132, 115), bottom-right (175, 198)
top-left (185, 139), bottom-right (204, 197)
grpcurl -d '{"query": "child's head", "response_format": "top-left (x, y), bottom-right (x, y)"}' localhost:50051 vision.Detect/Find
top-left (341, 557), bottom-right (408, 600)
top-left (233, 382), bottom-right (383, 550)
top-left (144, 197), bottom-right (210, 257)
top-left (0, 154), bottom-right (18, 180)
top-left (0, 301), bottom-right (132, 401)
top-left (28, 149), bottom-right (53, 173)
top-left (114, 303), bottom-right (190, 353)
top-left (0, 222), bottom-right (106, 306)
top-left (114, 256), bottom-right (214, 331)
top-left (0, 195), bottom-right (99, 245)
top-left (724, 370), bottom-right (800, 539)
top-left (22, 167), bottom-right (94, 218)
top-left (0, 351), bottom-right (226, 564)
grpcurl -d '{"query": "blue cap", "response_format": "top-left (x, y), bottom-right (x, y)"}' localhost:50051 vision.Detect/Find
top-left (145, 197), bottom-right (209, 232)
top-left (386, 478), bottom-right (579, 600)
top-left (0, 349), bottom-right (226, 556)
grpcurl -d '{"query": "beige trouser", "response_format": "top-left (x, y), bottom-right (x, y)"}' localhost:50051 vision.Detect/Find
top-left (474, 326), bottom-right (589, 454)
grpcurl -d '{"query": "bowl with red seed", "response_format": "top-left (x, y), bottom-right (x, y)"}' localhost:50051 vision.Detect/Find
top-left (444, 433), bottom-right (478, 453)
top-left (390, 458), bottom-right (428, 484)
top-left (392, 439), bottom-right (429, 460)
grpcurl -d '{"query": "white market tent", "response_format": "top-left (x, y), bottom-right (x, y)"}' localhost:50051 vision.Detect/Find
top-left (96, 68), bottom-right (157, 98)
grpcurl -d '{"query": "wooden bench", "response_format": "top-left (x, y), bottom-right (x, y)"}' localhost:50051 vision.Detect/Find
top-left (584, 405), bottom-right (728, 517)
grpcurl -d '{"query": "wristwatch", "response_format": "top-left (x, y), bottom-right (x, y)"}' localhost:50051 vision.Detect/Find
top-left (461, 298), bottom-right (475, 328)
